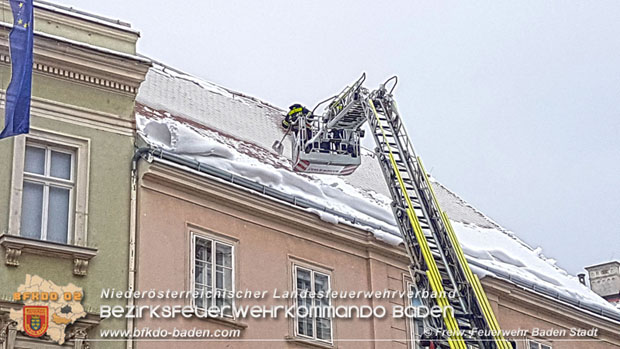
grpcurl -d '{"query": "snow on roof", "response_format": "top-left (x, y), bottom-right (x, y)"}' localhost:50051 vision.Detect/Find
top-left (136, 63), bottom-right (620, 321)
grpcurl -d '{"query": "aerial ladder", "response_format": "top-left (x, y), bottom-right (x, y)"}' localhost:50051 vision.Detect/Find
top-left (274, 75), bottom-right (513, 349)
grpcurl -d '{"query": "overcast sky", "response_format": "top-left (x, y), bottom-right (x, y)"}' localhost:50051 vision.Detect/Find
top-left (64, 1), bottom-right (619, 276)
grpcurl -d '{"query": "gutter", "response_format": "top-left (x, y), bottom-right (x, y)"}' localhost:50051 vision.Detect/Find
top-left (132, 147), bottom-right (620, 326)
top-left (469, 259), bottom-right (620, 323)
top-left (138, 147), bottom-right (398, 237)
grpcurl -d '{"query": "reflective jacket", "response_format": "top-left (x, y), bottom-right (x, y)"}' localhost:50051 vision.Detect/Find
top-left (282, 104), bottom-right (312, 129)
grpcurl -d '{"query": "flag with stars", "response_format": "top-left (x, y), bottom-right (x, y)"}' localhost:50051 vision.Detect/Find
top-left (0, 0), bottom-right (34, 139)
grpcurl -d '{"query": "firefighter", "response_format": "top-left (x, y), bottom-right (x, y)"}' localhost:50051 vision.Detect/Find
top-left (283, 103), bottom-right (316, 152)
top-left (282, 104), bottom-right (312, 132)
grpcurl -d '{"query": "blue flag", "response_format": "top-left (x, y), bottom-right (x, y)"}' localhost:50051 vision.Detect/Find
top-left (0, 0), bottom-right (34, 139)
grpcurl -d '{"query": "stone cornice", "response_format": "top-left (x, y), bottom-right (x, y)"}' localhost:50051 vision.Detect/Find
top-left (0, 234), bottom-right (98, 276)
top-left (1, 1), bottom-right (139, 54)
top-left (0, 25), bottom-right (151, 96)
top-left (33, 2), bottom-right (140, 48)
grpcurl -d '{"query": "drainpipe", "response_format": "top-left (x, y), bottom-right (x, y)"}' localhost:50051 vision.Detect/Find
top-left (127, 147), bottom-right (151, 349)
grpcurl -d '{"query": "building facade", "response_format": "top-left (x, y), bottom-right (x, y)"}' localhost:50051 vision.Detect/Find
top-left (132, 149), bottom-right (620, 349)
top-left (0, 2), bottom-right (149, 348)
top-left (586, 261), bottom-right (620, 306)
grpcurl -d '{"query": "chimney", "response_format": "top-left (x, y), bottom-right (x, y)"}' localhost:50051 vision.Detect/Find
top-left (577, 273), bottom-right (587, 286)
top-left (584, 261), bottom-right (620, 304)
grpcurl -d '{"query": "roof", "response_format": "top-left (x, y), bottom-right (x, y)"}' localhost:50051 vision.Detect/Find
top-left (135, 62), bottom-right (620, 322)
top-left (586, 261), bottom-right (620, 270)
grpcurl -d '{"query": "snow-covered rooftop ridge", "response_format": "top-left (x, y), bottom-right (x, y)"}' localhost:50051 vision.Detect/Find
top-left (431, 181), bottom-right (537, 253)
top-left (429, 178), bottom-right (501, 230)
top-left (135, 63), bottom-right (620, 321)
top-left (148, 61), bottom-right (284, 112)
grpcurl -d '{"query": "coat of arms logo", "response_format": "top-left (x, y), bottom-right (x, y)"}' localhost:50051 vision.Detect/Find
top-left (23, 306), bottom-right (49, 338)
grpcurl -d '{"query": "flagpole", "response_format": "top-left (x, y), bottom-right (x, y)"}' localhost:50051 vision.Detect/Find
top-left (1, 0), bottom-right (6, 112)
top-left (1, 0), bottom-right (5, 111)
top-left (0, 0), bottom-right (34, 139)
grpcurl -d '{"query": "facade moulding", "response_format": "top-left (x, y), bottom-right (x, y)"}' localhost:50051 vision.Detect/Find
top-left (0, 26), bottom-right (151, 96)
top-left (0, 234), bottom-right (98, 276)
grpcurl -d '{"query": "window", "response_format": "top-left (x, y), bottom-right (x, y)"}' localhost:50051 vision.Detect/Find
top-left (192, 233), bottom-right (234, 317)
top-left (409, 285), bottom-right (425, 349)
top-left (294, 265), bottom-right (332, 343)
top-left (21, 143), bottom-right (74, 244)
top-left (8, 130), bottom-right (90, 246)
top-left (529, 340), bottom-right (551, 349)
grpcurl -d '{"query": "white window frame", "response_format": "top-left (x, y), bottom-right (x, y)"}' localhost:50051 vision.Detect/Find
top-left (190, 231), bottom-right (236, 318)
top-left (21, 142), bottom-right (75, 243)
top-left (8, 129), bottom-right (90, 246)
top-left (293, 264), bottom-right (333, 344)
top-left (407, 283), bottom-right (426, 349)
top-left (528, 340), bottom-right (551, 349)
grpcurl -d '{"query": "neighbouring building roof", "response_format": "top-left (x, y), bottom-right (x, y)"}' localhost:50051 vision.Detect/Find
top-left (135, 62), bottom-right (620, 322)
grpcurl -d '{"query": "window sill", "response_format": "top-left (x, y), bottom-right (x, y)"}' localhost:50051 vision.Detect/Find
top-left (285, 335), bottom-right (334, 349)
top-left (0, 233), bottom-right (98, 276)
top-left (192, 310), bottom-right (248, 330)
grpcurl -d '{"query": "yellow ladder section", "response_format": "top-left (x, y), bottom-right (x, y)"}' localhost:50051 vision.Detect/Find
top-left (419, 158), bottom-right (512, 349)
top-left (369, 100), bottom-right (467, 349)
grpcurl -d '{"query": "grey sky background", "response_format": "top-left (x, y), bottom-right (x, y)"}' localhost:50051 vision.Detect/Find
top-left (64, 1), bottom-right (619, 275)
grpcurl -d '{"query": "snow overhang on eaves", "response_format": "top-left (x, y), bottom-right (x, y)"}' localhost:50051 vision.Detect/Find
top-left (140, 147), bottom-right (400, 238)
